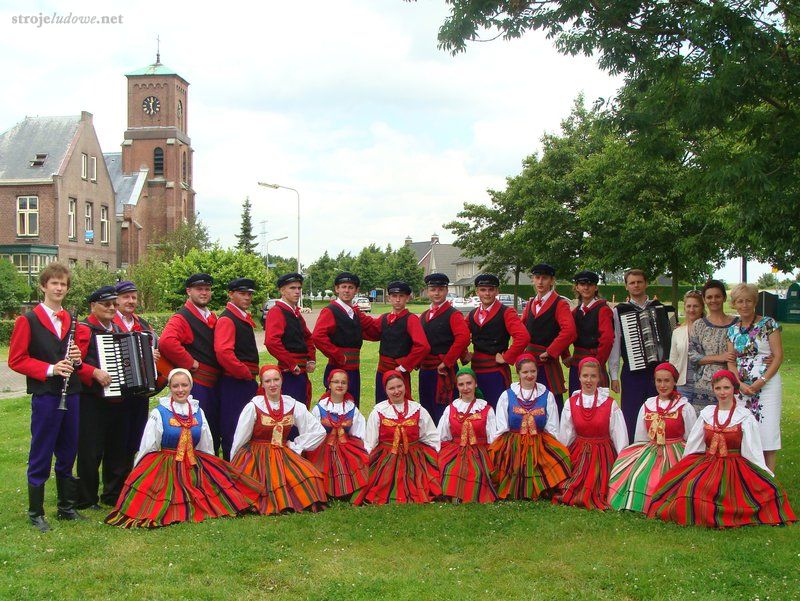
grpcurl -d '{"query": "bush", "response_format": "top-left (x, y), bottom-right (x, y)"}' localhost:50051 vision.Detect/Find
top-left (500, 283), bottom-right (699, 304)
top-left (0, 261), bottom-right (32, 317)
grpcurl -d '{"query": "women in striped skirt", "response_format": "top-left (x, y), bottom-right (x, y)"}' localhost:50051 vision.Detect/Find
top-left (608, 362), bottom-right (697, 513)
top-left (306, 369), bottom-right (370, 501)
top-left (437, 367), bottom-right (498, 503)
top-left (489, 355), bottom-right (571, 500)
top-left (648, 370), bottom-right (795, 528)
top-left (106, 369), bottom-right (261, 528)
top-left (230, 365), bottom-right (328, 514)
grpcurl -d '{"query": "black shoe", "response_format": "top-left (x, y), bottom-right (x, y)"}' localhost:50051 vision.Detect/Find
top-left (56, 477), bottom-right (86, 521)
top-left (27, 484), bottom-right (50, 532)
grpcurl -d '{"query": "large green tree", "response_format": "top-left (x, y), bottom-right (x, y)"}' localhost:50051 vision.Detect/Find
top-left (385, 245), bottom-right (425, 294)
top-left (235, 196), bottom-right (258, 254)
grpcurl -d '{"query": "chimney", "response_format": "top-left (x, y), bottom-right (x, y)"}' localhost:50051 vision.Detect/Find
top-left (404, 235), bottom-right (413, 247)
top-left (431, 233), bottom-right (440, 244)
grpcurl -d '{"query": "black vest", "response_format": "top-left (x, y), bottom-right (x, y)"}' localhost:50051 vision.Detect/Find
top-left (81, 318), bottom-right (121, 397)
top-left (525, 297), bottom-right (563, 346)
top-left (379, 313), bottom-right (412, 358)
top-left (469, 306), bottom-right (511, 355)
top-left (278, 305), bottom-right (308, 354)
top-left (574, 302), bottom-right (604, 349)
top-left (219, 308), bottom-right (259, 365)
top-left (329, 303), bottom-right (363, 349)
top-left (24, 311), bottom-right (80, 395)
top-left (422, 306), bottom-right (456, 355)
top-left (177, 307), bottom-right (220, 368)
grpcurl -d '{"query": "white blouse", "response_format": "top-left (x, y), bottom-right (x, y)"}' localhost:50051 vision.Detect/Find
top-left (134, 396), bottom-right (214, 466)
top-left (311, 397), bottom-right (367, 441)
top-left (363, 400), bottom-right (440, 454)
top-left (559, 388), bottom-right (629, 454)
top-left (437, 398), bottom-right (498, 445)
top-left (633, 396), bottom-right (698, 443)
top-left (494, 383), bottom-right (559, 439)
top-left (682, 405), bottom-right (770, 475)
top-left (230, 395), bottom-right (326, 458)
top-left (668, 324), bottom-right (690, 386)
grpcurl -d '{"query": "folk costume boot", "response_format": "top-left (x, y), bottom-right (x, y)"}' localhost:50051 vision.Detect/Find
top-left (56, 477), bottom-right (86, 521)
top-left (27, 484), bottom-right (51, 532)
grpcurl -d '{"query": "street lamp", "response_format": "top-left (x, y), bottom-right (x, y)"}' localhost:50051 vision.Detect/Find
top-left (258, 182), bottom-right (300, 277)
top-left (265, 236), bottom-right (288, 269)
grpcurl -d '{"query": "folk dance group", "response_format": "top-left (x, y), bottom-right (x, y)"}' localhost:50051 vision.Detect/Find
top-left (9, 263), bottom-right (795, 533)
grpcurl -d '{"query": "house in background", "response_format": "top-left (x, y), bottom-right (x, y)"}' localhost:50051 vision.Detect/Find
top-left (405, 234), bottom-right (483, 297)
top-left (0, 111), bottom-right (116, 283)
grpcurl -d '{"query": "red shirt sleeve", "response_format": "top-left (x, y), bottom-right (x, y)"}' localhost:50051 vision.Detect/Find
top-left (74, 323), bottom-right (96, 387)
top-left (8, 315), bottom-right (50, 381)
top-left (596, 304), bottom-right (615, 364)
top-left (398, 314), bottom-right (431, 371)
top-left (311, 307), bottom-right (346, 364)
top-left (546, 298), bottom-right (578, 358)
top-left (442, 311), bottom-right (471, 367)
top-left (159, 314), bottom-right (196, 370)
top-left (360, 312), bottom-right (381, 341)
top-left (264, 307), bottom-right (295, 368)
top-left (214, 316), bottom-right (252, 379)
top-left (501, 308), bottom-right (531, 365)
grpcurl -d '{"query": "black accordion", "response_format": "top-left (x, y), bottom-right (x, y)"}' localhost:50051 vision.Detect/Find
top-left (96, 331), bottom-right (157, 396)
top-left (618, 303), bottom-right (678, 371)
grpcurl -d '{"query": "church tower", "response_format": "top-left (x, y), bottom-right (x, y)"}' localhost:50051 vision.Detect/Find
top-left (121, 52), bottom-right (195, 248)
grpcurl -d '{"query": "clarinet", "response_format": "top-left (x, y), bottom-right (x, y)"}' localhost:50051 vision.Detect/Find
top-left (58, 310), bottom-right (78, 411)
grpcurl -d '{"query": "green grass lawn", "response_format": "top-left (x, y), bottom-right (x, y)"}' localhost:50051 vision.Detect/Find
top-left (0, 327), bottom-right (797, 600)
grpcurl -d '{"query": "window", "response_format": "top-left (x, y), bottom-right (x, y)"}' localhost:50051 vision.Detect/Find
top-left (3, 253), bottom-right (53, 274)
top-left (90, 156), bottom-right (97, 182)
top-left (81, 153), bottom-right (88, 179)
top-left (68, 198), bottom-right (77, 239)
top-left (68, 258), bottom-right (77, 268)
top-left (153, 147), bottom-right (164, 176)
top-left (101, 261), bottom-right (109, 270)
top-left (182, 151), bottom-right (187, 183)
top-left (30, 153), bottom-right (47, 167)
top-left (100, 205), bottom-right (109, 244)
top-left (17, 196), bottom-right (39, 236)
top-left (84, 202), bottom-right (94, 243)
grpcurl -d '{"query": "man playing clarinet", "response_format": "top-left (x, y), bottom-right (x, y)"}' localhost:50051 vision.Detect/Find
top-left (8, 263), bottom-right (86, 531)
top-left (159, 273), bottom-right (222, 453)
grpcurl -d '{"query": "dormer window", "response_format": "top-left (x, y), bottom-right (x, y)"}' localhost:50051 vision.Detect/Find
top-left (30, 153), bottom-right (47, 167)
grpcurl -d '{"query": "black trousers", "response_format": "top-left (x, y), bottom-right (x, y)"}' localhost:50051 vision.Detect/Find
top-left (76, 394), bottom-right (131, 507)
top-left (126, 393), bottom-right (150, 464)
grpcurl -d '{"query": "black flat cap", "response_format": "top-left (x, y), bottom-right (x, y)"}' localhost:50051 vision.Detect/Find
top-left (474, 273), bottom-right (500, 287)
top-left (115, 280), bottom-right (138, 294)
top-left (387, 281), bottom-right (412, 295)
top-left (185, 273), bottom-right (214, 288)
top-left (574, 270), bottom-right (600, 285)
top-left (277, 272), bottom-right (304, 288)
top-left (530, 263), bottom-right (556, 277)
top-left (88, 286), bottom-right (118, 303)
top-left (228, 278), bottom-right (256, 292)
top-left (334, 272), bottom-right (360, 287)
top-left (424, 273), bottom-right (450, 287)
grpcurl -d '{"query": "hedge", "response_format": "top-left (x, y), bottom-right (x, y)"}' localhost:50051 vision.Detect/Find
top-left (499, 283), bottom-right (700, 304)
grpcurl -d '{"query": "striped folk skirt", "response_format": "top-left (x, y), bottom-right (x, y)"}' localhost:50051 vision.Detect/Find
top-left (438, 441), bottom-right (498, 503)
top-left (305, 437), bottom-right (370, 500)
top-left (607, 440), bottom-right (685, 513)
top-left (105, 450), bottom-right (261, 528)
top-left (353, 442), bottom-right (442, 505)
top-left (647, 451), bottom-right (797, 528)
top-left (231, 441), bottom-right (327, 515)
top-left (489, 432), bottom-right (571, 500)
top-left (552, 437), bottom-right (616, 510)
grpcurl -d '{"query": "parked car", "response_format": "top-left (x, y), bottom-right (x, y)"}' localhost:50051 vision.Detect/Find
top-left (498, 293), bottom-right (523, 313)
top-left (355, 296), bottom-right (372, 313)
top-left (452, 296), bottom-right (479, 313)
top-left (260, 299), bottom-right (279, 327)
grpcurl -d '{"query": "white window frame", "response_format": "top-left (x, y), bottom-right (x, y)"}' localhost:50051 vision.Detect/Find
top-left (16, 196), bottom-right (39, 236)
top-left (90, 156), bottom-right (97, 182)
top-left (85, 202), bottom-right (93, 243)
top-left (81, 153), bottom-right (88, 180)
top-left (68, 198), bottom-right (77, 239)
top-left (100, 205), bottom-right (109, 244)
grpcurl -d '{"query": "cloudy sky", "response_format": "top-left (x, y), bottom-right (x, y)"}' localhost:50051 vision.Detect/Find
top-left (0, 0), bottom-right (779, 282)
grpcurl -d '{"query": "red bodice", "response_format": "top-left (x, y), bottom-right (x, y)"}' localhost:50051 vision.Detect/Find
top-left (643, 404), bottom-right (685, 444)
top-left (378, 407), bottom-right (421, 454)
top-left (252, 403), bottom-right (295, 446)
top-left (703, 423), bottom-right (743, 457)
top-left (448, 403), bottom-right (491, 446)
top-left (569, 394), bottom-right (613, 438)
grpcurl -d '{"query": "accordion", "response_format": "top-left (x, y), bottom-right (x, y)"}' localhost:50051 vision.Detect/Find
top-left (96, 331), bottom-right (157, 397)
top-left (618, 303), bottom-right (678, 372)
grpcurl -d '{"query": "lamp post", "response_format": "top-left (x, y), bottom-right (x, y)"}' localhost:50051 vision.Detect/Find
top-left (265, 236), bottom-right (288, 269)
top-left (258, 182), bottom-right (300, 276)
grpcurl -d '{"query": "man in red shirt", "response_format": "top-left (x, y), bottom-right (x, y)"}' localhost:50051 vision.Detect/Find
top-left (214, 278), bottom-right (260, 459)
top-left (264, 272), bottom-right (316, 407)
top-left (159, 273), bottom-right (222, 453)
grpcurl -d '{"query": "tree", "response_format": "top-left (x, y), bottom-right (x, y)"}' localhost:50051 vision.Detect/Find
top-left (0, 261), bottom-right (31, 316)
top-left (385, 245), bottom-right (425, 294)
top-left (154, 218), bottom-right (211, 257)
top-left (351, 244), bottom-right (388, 293)
top-left (64, 264), bottom-right (121, 314)
top-left (757, 273), bottom-right (779, 290)
top-left (426, 1), bottom-right (800, 268)
top-left (235, 196), bottom-right (258, 254)
top-left (159, 248), bottom-right (275, 312)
